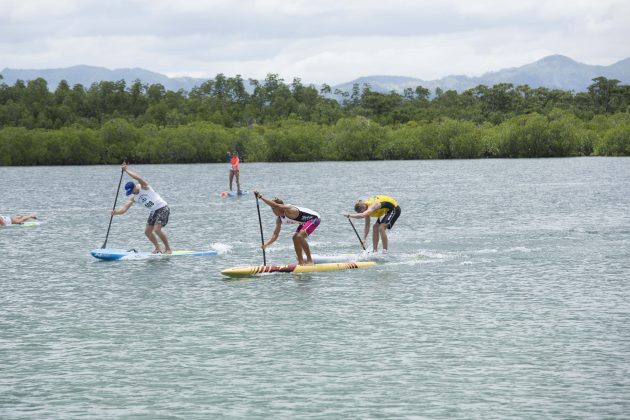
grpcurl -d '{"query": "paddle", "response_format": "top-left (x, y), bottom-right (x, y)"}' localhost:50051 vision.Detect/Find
top-left (255, 194), bottom-right (267, 266)
top-left (347, 217), bottom-right (366, 250)
top-left (102, 160), bottom-right (126, 249)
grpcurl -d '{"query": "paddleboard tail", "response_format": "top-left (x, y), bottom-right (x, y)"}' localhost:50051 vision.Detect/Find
top-left (311, 253), bottom-right (385, 264)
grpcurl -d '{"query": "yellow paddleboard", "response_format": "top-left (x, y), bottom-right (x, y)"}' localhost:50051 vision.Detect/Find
top-left (221, 261), bottom-right (376, 277)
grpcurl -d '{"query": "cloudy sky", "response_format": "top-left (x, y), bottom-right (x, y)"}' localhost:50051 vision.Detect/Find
top-left (1, 0), bottom-right (629, 84)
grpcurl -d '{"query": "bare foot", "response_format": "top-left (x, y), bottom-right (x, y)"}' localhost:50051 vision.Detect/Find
top-left (164, 248), bottom-right (173, 255)
top-left (152, 249), bottom-right (162, 254)
top-left (299, 261), bottom-right (314, 266)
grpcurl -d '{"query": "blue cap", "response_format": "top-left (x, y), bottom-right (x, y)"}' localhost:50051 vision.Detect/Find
top-left (124, 181), bottom-right (135, 196)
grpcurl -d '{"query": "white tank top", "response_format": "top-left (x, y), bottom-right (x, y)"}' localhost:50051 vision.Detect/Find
top-left (279, 206), bottom-right (320, 225)
top-left (133, 186), bottom-right (167, 212)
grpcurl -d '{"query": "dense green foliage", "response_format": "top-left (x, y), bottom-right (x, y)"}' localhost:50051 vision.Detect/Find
top-left (1, 74), bottom-right (629, 165)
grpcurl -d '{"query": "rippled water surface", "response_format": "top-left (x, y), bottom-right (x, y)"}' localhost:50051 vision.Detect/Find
top-left (1, 158), bottom-right (629, 418)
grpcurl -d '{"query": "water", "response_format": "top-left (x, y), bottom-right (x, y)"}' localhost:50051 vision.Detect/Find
top-left (1, 158), bottom-right (629, 418)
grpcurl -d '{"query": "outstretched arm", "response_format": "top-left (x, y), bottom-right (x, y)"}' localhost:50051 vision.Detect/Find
top-left (254, 191), bottom-right (293, 212)
top-left (262, 218), bottom-right (282, 249)
top-left (122, 164), bottom-right (149, 189)
top-left (342, 202), bottom-right (380, 219)
top-left (112, 197), bottom-right (134, 215)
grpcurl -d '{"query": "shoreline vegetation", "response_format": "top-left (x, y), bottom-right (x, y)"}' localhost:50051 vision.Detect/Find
top-left (0, 74), bottom-right (629, 165)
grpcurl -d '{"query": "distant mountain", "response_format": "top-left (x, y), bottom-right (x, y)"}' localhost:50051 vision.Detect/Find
top-left (0, 65), bottom-right (208, 92)
top-left (2, 55), bottom-right (629, 95)
top-left (332, 55), bottom-right (630, 94)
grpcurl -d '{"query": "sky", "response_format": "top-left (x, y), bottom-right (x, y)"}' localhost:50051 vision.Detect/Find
top-left (1, 0), bottom-right (629, 85)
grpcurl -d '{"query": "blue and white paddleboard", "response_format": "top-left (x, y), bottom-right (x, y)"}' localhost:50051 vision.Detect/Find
top-left (91, 248), bottom-right (218, 261)
top-left (218, 190), bottom-right (249, 198)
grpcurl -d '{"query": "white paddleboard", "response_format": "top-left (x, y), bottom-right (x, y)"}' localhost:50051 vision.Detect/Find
top-left (312, 252), bottom-right (385, 264)
top-left (1, 221), bottom-right (41, 228)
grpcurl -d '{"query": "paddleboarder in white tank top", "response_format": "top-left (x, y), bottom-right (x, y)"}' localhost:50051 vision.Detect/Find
top-left (111, 163), bottom-right (172, 254)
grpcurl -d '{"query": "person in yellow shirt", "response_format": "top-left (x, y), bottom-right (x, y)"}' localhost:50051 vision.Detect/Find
top-left (342, 195), bottom-right (401, 253)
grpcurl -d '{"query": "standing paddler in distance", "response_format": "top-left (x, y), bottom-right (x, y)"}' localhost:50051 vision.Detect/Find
top-left (111, 163), bottom-right (172, 254)
top-left (253, 191), bottom-right (321, 265)
top-left (226, 150), bottom-right (242, 194)
top-left (342, 195), bottom-right (401, 253)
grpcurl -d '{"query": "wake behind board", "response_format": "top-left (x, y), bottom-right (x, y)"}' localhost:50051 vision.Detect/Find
top-left (221, 261), bottom-right (376, 277)
top-left (2, 221), bottom-right (41, 228)
top-left (91, 248), bottom-right (218, 261)
top-left (218, 190), bottom-right (249, 198)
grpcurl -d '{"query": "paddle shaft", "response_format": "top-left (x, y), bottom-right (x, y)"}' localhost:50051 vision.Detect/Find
top-left (348, 217), bottom-right (366, 250)
top-left (102, 164), bottom-right (126, 248)
top-left (255, 195), bottom-right (267, 265)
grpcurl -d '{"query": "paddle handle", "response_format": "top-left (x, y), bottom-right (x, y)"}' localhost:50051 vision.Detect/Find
top-left (348, 217), bottom-right (366, 250)
top-left (255, 195), bottom-right (267, 266)
top-left (102, 161), bottom-right (126, 248)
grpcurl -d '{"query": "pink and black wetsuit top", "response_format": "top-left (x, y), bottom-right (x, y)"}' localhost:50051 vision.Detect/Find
top-left (279, 206), bottom-right (321, 236)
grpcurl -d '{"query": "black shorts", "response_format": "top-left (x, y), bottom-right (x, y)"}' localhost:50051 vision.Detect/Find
top-left (376, 206), bottom-right (401, 229)
top-left (147, 206), bottom-right (170, 227)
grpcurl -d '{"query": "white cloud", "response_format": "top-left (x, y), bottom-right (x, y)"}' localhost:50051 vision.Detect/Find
top-left (1, 0), bottom-right (629, 84)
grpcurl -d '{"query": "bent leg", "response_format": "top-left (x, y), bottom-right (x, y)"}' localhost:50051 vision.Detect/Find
top-left (145, 225), bottom-right (162, 253)
top-left (379, 224), bottom-right (389, 252)
top-left (295, 231), bottom-right (313, 265)
top-left (12, 214), bottom-right (37, 224)
top-left (301, 237), bottom-right (313, 265)
top-left (153, 224), bottom-right (172, 254)
top-left (292, 234), bottom-right (305, 265)
top-left (372, 223), bottom-right (381, 252)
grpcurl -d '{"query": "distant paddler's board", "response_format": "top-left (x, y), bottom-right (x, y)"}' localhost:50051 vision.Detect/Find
top-left (222, 261), bottom-right (376, 277)
top-left (218, 191), bottom-right (249, 198)
top-left (2, 221), bottom-right (41, 228)
top-left (91, 248), bottom-right (218, 261)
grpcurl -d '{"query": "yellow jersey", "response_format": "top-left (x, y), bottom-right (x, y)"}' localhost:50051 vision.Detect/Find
top-left (365, 195), bottom-right (398, 218)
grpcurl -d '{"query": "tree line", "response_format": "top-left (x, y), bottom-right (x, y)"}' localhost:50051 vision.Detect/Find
top-left (0, 73), bottom-right (629, 165)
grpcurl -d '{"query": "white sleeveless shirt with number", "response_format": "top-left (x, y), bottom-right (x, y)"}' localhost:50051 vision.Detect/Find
top-left (133, 186), bottom-right (167, 212)
top-left (279, 206), bottom-right (320, 225)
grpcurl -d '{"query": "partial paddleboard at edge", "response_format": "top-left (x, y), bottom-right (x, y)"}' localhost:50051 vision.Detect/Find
top-left (221, 261), bottom-right (376, 277)
top-left (1, 221), bottom-right (41, 228)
